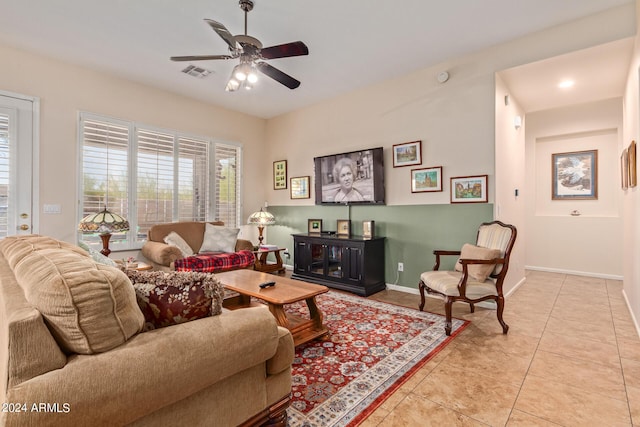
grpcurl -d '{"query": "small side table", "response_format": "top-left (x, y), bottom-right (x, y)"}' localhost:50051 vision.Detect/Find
top-left (252, 248), bottom-right (286, 274)
top-left (127, 262), bottom-right (153, 271)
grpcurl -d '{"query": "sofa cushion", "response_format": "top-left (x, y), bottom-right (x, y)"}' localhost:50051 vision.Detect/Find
top-left (200, 224), bottom-right (240, 253)
top-left (454, 243), bottom-right (501, 281)
top-left (163, 231), bottom-right (194, 258)
top-left (147, 221), bottom-right (224, 253)
top-left (174, 250), bottom-right (256, 273)
top-left (0, 235), bottom-right (144, 355)
top-left (125, 270), bottom-right (224, 330)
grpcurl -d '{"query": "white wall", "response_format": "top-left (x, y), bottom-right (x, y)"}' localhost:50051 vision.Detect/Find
top-left (525, 99), bottom-right (623, 277)
top-left (495, 75), bottom-right (526, 293)
top-left (0, 42), bottom-right (267, 244)
top-left (265, 4), bottom-right (635, 209)
top-left (620, 0), bottom-right (640, 335)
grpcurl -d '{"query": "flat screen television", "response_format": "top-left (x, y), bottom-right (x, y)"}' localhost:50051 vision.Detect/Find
top-left (314, 147), bottom-right (385, 205)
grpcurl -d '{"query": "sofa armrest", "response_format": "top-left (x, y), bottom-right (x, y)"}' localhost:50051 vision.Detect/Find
top-left (236, 238), bottom-right (254, 252)
top-left (3, 307), bottom-right (292, 426)
top-left (141, 240), bottom-right (182, 267)
top-left (267, 326), bottom-right (294, 375)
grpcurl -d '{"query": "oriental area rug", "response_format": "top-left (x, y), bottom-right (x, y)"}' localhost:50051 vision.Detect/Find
top-left (283, 291), bottom-right (468, 427)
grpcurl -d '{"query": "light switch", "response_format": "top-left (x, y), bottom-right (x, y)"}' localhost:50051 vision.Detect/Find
top-left (43, 204), bottom-right (61, 214)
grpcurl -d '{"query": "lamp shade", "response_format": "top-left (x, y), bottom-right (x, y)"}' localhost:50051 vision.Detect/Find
top-left (247, 208), bottom-right (276, 226)
top-left (78, 209), bottom-right (130, 235)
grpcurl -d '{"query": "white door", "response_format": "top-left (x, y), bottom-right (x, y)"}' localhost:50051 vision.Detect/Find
top-left (0, 93), bottom-right (37, 237)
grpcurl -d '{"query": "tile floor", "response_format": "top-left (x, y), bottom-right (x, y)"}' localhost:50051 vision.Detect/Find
top-left (360, 270), bottom-right (640, 426)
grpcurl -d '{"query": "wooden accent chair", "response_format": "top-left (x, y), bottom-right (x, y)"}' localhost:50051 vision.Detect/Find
top-left (418, 221), bottom-right (517, 335)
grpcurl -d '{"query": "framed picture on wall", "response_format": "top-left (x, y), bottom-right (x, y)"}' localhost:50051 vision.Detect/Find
top-left (411, 166), bottom-right (442, 193)
top-left (290, 176), bottom-right (310, 199)
top-left (622, 148), bottom-right (629, 190)
top-left (450, 175), bottom-right (488, 203)
top-left (273, 160), bottom-right (287, 190)
top-left (392, 140), bottom-right (422, 167)
top-left (629, 140), bottom-right (637, 188)
top-left (551, 150), bottom-right (597, 200)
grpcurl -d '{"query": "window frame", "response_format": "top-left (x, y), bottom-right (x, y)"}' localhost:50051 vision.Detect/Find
top-left (77, 112), bottom-right (242, 251)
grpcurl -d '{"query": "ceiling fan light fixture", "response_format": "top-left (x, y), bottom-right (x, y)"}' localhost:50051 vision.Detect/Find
top-left (225, 76), bottom-right (240, 92)
top-left (247, 66), bottom-right (258, 83)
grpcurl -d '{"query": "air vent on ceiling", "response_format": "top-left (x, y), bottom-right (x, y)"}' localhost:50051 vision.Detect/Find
top-left (181, 65), bottom-right (212, 78)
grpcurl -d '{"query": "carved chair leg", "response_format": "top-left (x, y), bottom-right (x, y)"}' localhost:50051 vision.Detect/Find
top-left (444, 296), bottom-right (454, 336)
top-left (469, 302), bottom-right (475, 313)
top-left (418, 280), bottom-right (426, 311)
top-left (496, 295), bottom-right (509, 334)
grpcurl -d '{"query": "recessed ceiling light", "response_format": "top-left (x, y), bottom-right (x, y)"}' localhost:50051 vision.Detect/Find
top-left (558, 80), bottom-right (575, 89)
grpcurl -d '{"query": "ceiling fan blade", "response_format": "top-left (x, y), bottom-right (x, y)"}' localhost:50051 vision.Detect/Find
top-left (170, 55), bottom-right (233, 61)
top-left (260, 41), bottom-right (309, 59)
top-left (256, 62), bottom-right (301, 89)
top-left (204, 19), bottom-right (238, 51)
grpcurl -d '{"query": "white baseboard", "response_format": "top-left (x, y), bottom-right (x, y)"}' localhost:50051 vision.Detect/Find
top-left (525, 265), bottom-right (623, 281)
top-left (622, 289), bottom-right (640, 339)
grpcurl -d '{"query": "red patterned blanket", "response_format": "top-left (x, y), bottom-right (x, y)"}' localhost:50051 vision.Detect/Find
top-left (174, 250), bottom-right (255, 273)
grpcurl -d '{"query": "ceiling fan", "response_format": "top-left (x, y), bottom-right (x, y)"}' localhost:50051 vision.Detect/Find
top-left (171, 0), bottom-right (309, 91)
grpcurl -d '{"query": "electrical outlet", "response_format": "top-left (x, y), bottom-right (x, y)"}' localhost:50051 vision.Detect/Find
top-left (398, 262), bottom-right (404, 272)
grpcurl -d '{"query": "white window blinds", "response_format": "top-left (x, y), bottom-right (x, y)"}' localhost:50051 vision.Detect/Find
top-left (214, 143), bottom-right (241, 227)
top-left (81, 119), bottom-right (130, 245)
top-left (79, 113), bottom-right (241, 250)
top-left (0, 114), bottom-right (9, 238)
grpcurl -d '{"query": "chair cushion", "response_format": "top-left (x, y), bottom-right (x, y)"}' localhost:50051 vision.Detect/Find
top-left (421, 270), bottom-right (498, 299)
top-left (454, 243), bottom-right (501, 281)
top-left (200, 224), bottom-right (240, 253)
top-left (163, 231), bottom-right (194, 258)
top-left (125, 270), bottom-right (224, 330)
top-left (0, 235), bottom-right (144, 355)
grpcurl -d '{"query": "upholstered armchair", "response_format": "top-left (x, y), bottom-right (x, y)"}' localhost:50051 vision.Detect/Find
top-left (418, 221), bottom-right (517, 335)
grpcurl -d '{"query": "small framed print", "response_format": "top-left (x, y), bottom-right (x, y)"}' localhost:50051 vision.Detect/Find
top-left (290, 176), bottom-right (310, 199)
top-left (629, 141), bottom-right (637, 188)
top-left (273, 160), bottom-right (287, 190)
top-left (622, 149), bottom-right (629, 190)
top-left (337, 219), bottom-right (351, 236)
top-left (362, 220), bottom-right (375, 238)
top-left (392, 140), bottom-right (422, 167)
top-left (411, 166), bottom-right (443, 193)
top-left (552, 150), bottom-right (597, 200)
top-left (450, 175), bottom-right (488, 203)
top-left (308, 219), bottom-right (322, 234)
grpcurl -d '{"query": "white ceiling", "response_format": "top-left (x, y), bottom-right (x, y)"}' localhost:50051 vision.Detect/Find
top-left (0, 0), bottom-right (634, 118)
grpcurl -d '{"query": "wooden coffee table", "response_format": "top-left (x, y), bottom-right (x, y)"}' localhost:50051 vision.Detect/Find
top-left (217, 269), bottom-right (329, 347)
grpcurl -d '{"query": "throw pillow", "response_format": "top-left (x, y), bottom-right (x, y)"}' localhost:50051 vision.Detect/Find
top-left (163, 231), bottom-right (194, 258)
top-left (0, 235), bottom-right (144, 355)
top-left (126, 270), bottom-right (224, 330)
top-left (78, 240), bottom-right (118, 267)
top-left (200, 223), bottom-right (240, 253)
top-left (454, 243), bottom-right (501, 282)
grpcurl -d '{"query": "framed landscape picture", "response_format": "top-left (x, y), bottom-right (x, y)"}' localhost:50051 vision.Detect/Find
top-left (411, 166), bottom-right (442, 193)
top-left (392, 140), bottom-right (422, 167)
top-left (552, 150), bottom-right (597, 200)
top-left (273, 160), bottom-right (287, 190)
top-left (450, 175), bottom-right (488, 203)
top-left (290, 176), bottom-right (310, 199)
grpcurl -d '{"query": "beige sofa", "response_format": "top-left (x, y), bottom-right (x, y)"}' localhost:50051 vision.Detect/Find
top-left (141, 221), bottom-right (254, 271)
top-left (0, 235), bottom-right (294, 427)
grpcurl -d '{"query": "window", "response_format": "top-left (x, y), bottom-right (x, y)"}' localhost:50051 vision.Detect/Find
top-left (79, 113), bottom-right (241, 250)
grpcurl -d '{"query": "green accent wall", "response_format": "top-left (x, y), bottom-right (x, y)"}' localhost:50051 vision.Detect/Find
top-left (265, 204), bottom-right (493, 290)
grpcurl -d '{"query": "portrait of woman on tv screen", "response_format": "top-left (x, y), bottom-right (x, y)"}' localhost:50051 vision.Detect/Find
top-left (320, 151), bottom-right (374, 203)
